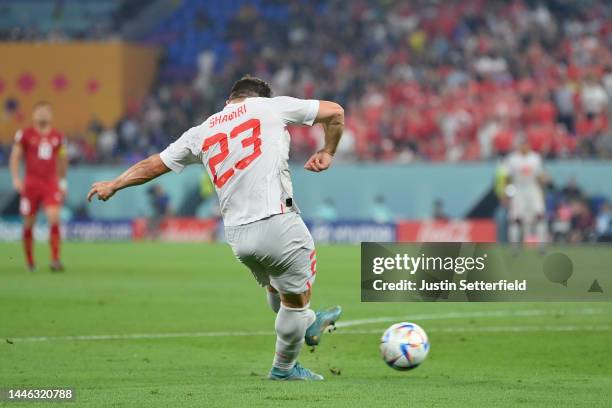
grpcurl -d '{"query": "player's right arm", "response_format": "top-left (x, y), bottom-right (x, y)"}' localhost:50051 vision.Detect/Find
top-left (87, 154), bottom-right (170, 202)
top-left (269, 96), bottom-right (344, 172)
top-left (9, 131), bottom-right (24, 193)
top-left (88, 126), bottom-right (200, 202)
top-left (535, 155), bottom-right (547, 187)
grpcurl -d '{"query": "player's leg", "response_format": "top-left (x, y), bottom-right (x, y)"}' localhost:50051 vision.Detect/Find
top-left (42, 184), bottom-right (64, 271)
top-left (226, 213), bottom-right (338, 380)
top-left (302, 249), bottom-right (341, 346)
top-left (43, 205), bottom-right (63, 271)
top-left (508, 218), bottom-right (522, 244)
top-left (508, 196), bottom-right (524, 248)
top-left (271, 288), bottom-right (316, 376)
top-left (532, 192), bottom-right (548, 250)
top-left (22, 214), bottom-right (36, 271)
top-left (267, 213), bottom-right (341, 380)
top-left (266, 285), bottom-right (281, 313)
top-left (535, 214), bottom-right (547, 243)
top-left (269, 284), bottom-right (341, 380)
top-left (19, 192), bottom-right (37, 271)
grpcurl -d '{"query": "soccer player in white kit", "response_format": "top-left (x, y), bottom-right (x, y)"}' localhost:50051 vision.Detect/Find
top-left (87, 76), bottom-right (344, 381)
top-left (505, 140), bottom-right (548, 247)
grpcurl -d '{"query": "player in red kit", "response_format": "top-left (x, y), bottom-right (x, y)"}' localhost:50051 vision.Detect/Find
top-left (9, 102), bottom-right (68, 272)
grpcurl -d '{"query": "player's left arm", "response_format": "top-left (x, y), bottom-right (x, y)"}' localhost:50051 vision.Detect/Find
top-left (537, 171), bottom-right (548, 188)
top-left (9, 141), bottom-right (23, 193)
top-left (87, 154), bottom-right (170, 202)
top-left (536, 156), bottom-right (548, 187)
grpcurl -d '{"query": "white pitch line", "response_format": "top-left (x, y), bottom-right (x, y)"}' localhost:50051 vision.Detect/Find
top-left (334, 307), bottom-right (605, 328)
top-left (8, 331), bottom-right (274, 342)
top-left (338, 324), bottom-right (612, 335)
top-left (4, 308), bottom-right (608, 343)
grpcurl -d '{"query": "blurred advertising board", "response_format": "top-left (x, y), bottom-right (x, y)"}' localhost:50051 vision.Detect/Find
top-left (0, 218), bottom-right (218, 242)
top-left (133, 218), bottom-right (218, 242)
top-left (66, 220), bottom-right (134, 241)
top-left (0, 219), bottom-right (495, 243)
top-left (307, 221), bottom-right (396, 244)
top-left (0, 220), bottom-right (133, 241)
top-left (396, 220), bottom-right (496, 243)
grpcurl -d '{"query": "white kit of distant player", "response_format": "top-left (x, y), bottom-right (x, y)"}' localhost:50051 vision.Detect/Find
top-left (505, 142), bottom-right (547, 244)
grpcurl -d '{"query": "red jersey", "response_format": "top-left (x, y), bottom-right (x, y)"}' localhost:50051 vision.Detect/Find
top-left (15, 127), bottom-right (64, 185)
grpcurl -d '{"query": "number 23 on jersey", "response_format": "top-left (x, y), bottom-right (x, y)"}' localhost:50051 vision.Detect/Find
top-left (202, 118), bottom-right (262, 188)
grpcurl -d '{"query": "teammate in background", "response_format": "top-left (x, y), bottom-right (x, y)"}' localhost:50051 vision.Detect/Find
top-left (9, 102), bottom-right (67, 272)
top-left (87, 75), bottom-right (344, 381)
top-left (505, 139), bottom-right (547, 249)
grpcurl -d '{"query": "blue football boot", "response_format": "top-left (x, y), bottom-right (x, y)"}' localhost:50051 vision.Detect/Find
top-left (268, 362), bottom-right (324, 381)
top-left (305, 305), bottom-right (342, 346)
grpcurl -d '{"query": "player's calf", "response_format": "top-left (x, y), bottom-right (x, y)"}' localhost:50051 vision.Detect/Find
top-left (508, 218), bottom-right (522, 244)
top-left (22, 215), bottom-right (36, 271)
top-left (272, 303), bottom-right (315, 370)
top-left (45, 206), bottom-right (63, 270)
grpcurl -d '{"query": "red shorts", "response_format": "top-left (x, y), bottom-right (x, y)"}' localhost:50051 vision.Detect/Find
top-left (20, 181), bottom-right (63, 216)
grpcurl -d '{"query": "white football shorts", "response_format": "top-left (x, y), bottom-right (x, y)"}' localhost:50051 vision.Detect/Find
top-left (509, 188), bottom-right (545, 222)
top-left (225, 212), bottom-right (316, 294)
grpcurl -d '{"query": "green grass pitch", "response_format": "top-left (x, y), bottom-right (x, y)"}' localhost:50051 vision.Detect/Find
top-left (1, 242), bottom-right (611, 407)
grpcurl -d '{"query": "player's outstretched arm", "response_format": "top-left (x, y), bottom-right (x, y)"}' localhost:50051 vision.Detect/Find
top-left (304, 101), bottom-right (344, 172)
top-left (9, 142), bottom-right (23, 193)
top-left (87, 154), bottom-right (170, 202)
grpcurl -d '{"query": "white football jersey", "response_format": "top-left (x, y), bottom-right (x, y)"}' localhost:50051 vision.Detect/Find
top-left (160, 96), bottom-right (319, 226)
top-left (505, 151), bottom-right (543, 192)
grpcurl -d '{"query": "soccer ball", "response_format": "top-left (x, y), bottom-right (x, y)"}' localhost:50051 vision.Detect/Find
top-left (380, 322), bottom-right (429, 370)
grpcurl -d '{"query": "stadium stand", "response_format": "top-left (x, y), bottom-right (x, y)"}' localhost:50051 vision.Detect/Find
top-left (1, 0), bottom-right (612, 166)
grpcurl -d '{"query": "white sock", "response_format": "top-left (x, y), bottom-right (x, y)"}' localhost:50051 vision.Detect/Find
top-left (509, 221), bottom-right (521, 243)
top-left (272, 304), bottom-right (316, 371)
top-left (267, 290), bottom-right (280, 313)
top-left (536, 219), bottom-right (548, 244)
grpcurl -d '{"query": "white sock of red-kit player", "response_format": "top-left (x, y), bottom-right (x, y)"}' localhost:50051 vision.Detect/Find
top-left (272, 303), bottom-right (316, 370)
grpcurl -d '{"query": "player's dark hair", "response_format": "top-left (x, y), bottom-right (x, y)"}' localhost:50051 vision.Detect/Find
top-left (228, 75), bottom-right (272, 100)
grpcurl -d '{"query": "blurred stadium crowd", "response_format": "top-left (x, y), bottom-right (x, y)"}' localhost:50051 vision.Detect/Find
top-left (543, 179), bottom-right (611, 242)
top-left (1, 0), bottom-right (612, 165)
top-left (2, 0), bottom-right (612, 242)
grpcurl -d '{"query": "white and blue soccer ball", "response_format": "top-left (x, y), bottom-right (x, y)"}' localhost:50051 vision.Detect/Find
top-left (380, 322), bottom-right (430, 370)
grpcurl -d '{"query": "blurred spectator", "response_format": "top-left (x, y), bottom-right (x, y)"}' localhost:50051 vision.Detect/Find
top-left (545, 178), bottom-right (605, 243)
top-left (314, 197), bottom-right (338, 222)
top-left (192, 173), bottom-right (217, 218)
top-left (561, 178), bottom-right (584, 201)
top-left (596, 201), bottom-right (612, 241)
top-left (97, 128), bottom-right (118, 163)
top-left (147, 185), bottom-right (171, 239)
top-left (581, 76), bottom-right (609, 116)
top-left (432, 199), bottom-right (449, 221)
top-left (371, 195), bottom-right (393, 224)
top-left (569, 200), bottom-right (594, 243)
